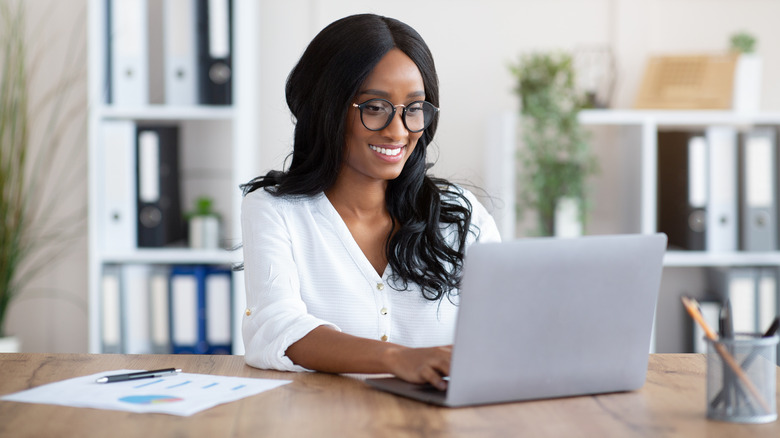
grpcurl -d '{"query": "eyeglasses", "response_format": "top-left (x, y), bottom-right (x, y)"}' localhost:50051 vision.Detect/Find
top-left (352, 98), bottom-right (439, 133)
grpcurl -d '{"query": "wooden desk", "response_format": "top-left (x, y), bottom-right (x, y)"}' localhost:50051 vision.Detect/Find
top-left (0, 353), bottom-right (778, 437)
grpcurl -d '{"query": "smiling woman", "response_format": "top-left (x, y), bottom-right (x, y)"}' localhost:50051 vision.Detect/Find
top-left (238, 14), bottom-right (500, 390)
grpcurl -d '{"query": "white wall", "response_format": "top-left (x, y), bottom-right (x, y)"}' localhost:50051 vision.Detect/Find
top-left (7, 0), bottom-right (780, 352)
top-left (253, 0), bottom-right (780, 194)
top-left (4, 0), bottom-right (89, 352)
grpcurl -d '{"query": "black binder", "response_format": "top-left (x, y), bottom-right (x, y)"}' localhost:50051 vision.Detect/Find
top-left (197, 0), bottom-right (232, 105)
top-left (136, 125), bottom-right (186, 247)
top-left (657, 131), bottom-right (707, 250)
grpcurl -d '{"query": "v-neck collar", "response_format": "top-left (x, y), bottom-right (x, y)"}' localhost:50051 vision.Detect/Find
top-left (315, 193), bottom-right (389, 282)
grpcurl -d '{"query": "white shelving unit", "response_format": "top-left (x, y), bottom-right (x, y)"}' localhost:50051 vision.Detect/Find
top-left (579, 109), bottom-right (780, 353)
top-left (86, 0), bottom-right (258, 354)
top-left (486, 109), bottom-right (780, 353)
top-left (578, 109), bottom-right (780, 267)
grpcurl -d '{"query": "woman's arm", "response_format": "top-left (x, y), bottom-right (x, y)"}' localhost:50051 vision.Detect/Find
top-left (286, 326), bottom-right (451, 390)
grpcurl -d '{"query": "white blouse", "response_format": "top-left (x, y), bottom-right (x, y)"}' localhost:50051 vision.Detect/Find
top-left (241, 187), bottom-right (501, 372)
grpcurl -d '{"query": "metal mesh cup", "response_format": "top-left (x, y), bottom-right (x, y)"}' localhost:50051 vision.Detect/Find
top-left (706, 334), bottom-right (778, 424)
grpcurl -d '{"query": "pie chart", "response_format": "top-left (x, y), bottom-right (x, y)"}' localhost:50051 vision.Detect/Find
top-left (119, 395), bottom-right (183, 405)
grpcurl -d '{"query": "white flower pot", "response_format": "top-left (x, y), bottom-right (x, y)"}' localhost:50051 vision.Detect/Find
top-left (0, 336), bottom-right (21, 353)
top-left (732, 54), bottom-right (762, 113)
top-left (189, 216), bottom-right (220, 249)
top-left (555, 197), bottom-right (583, 238)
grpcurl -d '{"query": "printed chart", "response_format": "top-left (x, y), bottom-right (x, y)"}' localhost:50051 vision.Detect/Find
top-left (1, 370), bottom-right (291, 416)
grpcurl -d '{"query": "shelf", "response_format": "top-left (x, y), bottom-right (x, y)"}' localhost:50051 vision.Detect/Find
top-left (664, 251), bottom-right (780, 268)
top-left (579, 109), bottom-right (780, 126)
top-left (100, 248), bottom-right (241, 265)
top-left (97, 105), bottom-right (235, 121)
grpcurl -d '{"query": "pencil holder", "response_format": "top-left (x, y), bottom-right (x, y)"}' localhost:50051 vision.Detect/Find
top-left (706, 334), bottom-right (778, 424)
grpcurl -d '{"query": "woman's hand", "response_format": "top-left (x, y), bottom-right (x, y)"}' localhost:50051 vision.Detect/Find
top-left (383, 345), bottom-right (452, 391)
top-left (286, 327), bottom-right (452, 389)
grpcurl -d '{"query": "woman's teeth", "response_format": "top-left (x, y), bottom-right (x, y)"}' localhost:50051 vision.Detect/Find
top-left (369, 145), bottom-right (402, 156)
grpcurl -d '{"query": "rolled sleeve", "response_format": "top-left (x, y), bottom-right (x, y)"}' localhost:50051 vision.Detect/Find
top-left (241, 190), bottom-right (339, 372)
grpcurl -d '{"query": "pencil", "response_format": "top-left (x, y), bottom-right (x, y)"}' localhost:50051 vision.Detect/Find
top-left (681, 296), bottom-right (771, 414)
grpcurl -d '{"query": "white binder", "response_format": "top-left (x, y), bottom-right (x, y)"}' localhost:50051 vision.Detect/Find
top-left (98, 120), bottom-right (137, 253)
top-left (109, 0), bottom-right (149, 106)
top-left (205, 268), bottom-right (232, 353)
top-left (711, 267), bottom-right (758, 333)
top-left (121, 264), bottom-right (153, 354)
top-left (758, 268), bottom-right (778, 332)
top-left (100, 265), bottom-right (122, 353)
top-left (164, 0), bottom-right (198, 105)
top-left (706, 126), bottom-right (739, 252)
top-left (740, 128), bottom-right (777, 251)
top-left (149, 266), bottom-right (171, 354)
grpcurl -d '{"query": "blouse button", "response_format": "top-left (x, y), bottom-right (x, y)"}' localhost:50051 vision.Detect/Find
top-left (245, 308), bottom-right (252, 316)
top-left (380, 307), bottom-right (388, 316)
top-left (376, 283), bottom-right (384, 291)
top-left (381, 334), bottom-right (389, 342)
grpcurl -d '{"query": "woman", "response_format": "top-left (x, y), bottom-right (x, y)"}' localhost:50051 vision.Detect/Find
top-left (241, 13), bottom-right (500, 390)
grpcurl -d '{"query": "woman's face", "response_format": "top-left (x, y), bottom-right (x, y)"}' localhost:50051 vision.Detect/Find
top-left (341, 48), bottom-right (426, 185)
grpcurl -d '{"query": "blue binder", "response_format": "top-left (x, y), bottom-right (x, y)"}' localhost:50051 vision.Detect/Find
top-left (169, 265), bottom-right (232, 354)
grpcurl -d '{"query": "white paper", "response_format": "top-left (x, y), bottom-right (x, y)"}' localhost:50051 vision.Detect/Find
top-left (1, 370), bottom-right (290, 416)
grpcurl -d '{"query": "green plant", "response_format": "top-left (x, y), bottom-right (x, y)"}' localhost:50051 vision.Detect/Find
top-left (185, 196), bottom-right (219, 219)
top-left (730, 32), bottom-right (756, 54)
top-left (509, 52), bottom-right (598, 236)
top-left (0, 1), bottom-right (86, 338)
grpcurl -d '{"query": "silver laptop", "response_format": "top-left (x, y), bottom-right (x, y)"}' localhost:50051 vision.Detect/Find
top-left (366, 233), bottom-right (667, 407)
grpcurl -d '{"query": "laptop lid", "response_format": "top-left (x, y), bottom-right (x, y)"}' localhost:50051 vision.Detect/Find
top-left (442, 233), bottom-right (667, 407)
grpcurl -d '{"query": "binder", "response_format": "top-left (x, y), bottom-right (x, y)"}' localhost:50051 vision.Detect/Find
top-left (706, 126), bottom-right (739, 252)
top-left (758, 268), bottom-right (778, 332)
top-left (710, 267), bottom-right (758, 333)
top-left (121, 264), bottom-right (153, 354)
top-left (657, 131), bottom-right (707, 250)
top-left (108, 0), bottom-right (149, 106)
top-left (100, 265), bottom-right (123, 353)
top-left (149, 265), bottom-right (172, 354)
top-left (739, 128), bottom-right (777, 251)
top-left (205, 267), bottom-right (232, 354)
top-left (170, 266), bottom-right (208, 354)
top-left (98, 120), bottom-right (137, 253)
top-left (197, 0), bottom-right (232, 105)
top-left (163, 0), bottom-right (198, 105)
top-left (693, 300), bottom-right (721, 354)
top-left (136, 125), bottom-right (186, 247)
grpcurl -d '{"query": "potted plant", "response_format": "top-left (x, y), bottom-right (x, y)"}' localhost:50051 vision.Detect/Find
top-left (185, 196), bottom-right (221, 249)
top-left (0, 1), bottom-right (86, 350)
top-left (730, 31), bottom-right (761, 113)
top-left (510, 51), bottom-right (598, 236)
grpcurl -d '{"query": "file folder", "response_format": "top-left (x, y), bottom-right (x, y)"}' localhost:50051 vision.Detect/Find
top-left (121, 264), bottom-right (153, 354)
top-left (136, 125), bottom-right (186, 247)
top-left (711, 267), bottom-right (758, 333)
top-left (758, 268), bottom-right (778, 333)
top-left (657, 131), bottom-right (707, 250)
top-left (150, 265), bottom-right (172, 354)
top-left (739, 128), bottom-right (777, 251)
top-left (170, 266), bottom-right (208, 354)
top-left (205, 267), bottom-right (232, 354)
top-left (100, 265), bottom-right (123, 354)
top-left (163, 0), bottom-right (198, 105)
top-left (108, 0), bottom-right (149, 106)
top-left (98, 120), bottom-right (137, 253)
top-left (706, 126), bottom-right (739, 252)
top-left (693, 300), bottom-right (721, 354)
top-left (197, 0), bottom-right (232, 105)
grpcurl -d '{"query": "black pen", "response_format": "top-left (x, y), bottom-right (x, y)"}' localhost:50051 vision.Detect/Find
top-left (95, 368), bottom-right (182, 384)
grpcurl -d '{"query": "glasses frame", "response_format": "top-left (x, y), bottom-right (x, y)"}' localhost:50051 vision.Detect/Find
top-left (351, 98), bottom-right (439, 133)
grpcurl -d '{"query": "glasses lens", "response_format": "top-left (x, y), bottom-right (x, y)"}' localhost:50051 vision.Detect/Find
top-left (403, 101), bottom-right (436, 133)
top-left (360, 99), bottom-right (394, 131)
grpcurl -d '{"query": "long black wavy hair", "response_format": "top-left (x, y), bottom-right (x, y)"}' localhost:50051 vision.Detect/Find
top-left (241, 14), bottom-right (476, 302)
